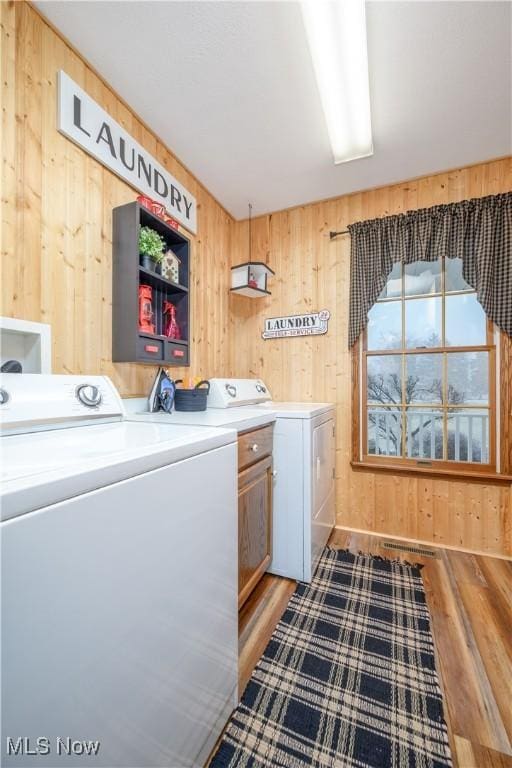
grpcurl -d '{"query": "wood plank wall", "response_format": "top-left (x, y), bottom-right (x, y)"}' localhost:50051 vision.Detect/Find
top-left (1, 1), bottom-right (233, 396)
top-left (2, 2), bottom-right (510, 556)
top-left (229, 158), bottom-right (512, 558)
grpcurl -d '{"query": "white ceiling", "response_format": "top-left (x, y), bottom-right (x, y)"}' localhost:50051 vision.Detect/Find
top-left (36, 1), bottom-right (511, 219)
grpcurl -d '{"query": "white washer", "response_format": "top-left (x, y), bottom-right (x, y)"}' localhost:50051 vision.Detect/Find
top-left (0, 373), bottom-right (238, 768)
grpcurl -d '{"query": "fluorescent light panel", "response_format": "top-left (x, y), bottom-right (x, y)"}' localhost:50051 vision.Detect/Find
top-left (301, 0), bottom-right (373, 164)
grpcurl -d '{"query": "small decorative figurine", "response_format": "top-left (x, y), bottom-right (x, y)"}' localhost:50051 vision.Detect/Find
top-left (137, 195), bottom-right (165, 219)
top-left (136, 196), bottom-right (179, 230)
top-left (163, 301), bottom-right (181, 340)
top-left (248, 271), bottom-right (258, 289)
top-left (138, 285), bottom-right (155, 334)
top-left (161, 249), bottom-right (181, 284)
top-left (163, 214), bottom-right (179, 231)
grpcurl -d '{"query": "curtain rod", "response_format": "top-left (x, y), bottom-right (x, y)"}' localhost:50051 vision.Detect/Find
top-left (330, 191), bottom-right (511, 242)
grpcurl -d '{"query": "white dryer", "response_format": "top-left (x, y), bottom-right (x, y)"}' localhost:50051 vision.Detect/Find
top-left (0, 374), bottom-right (238, 768)
top-left (207, 379), bottom-right (336, 582)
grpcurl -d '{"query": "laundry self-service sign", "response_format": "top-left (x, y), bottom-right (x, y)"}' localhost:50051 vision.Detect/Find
top-left (262, 310), bottom-right (330, 339)
top-left (57, 71), bottom-right (197, 234)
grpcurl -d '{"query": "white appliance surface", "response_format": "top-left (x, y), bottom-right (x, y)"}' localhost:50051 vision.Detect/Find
top-left (206, 378), bottom-right (336, 582)
top-left (1, 373), bottom-right (238, 768)
top-left (1, 420), bottom-right (236, 522)
top-left (132, 377), bottom-right (335, 582)
top-left (206, 378), bottom-right (332, 419)
top-left (270, 409), bottom-right (336, 582)
top-left (0, 373), bottom-right (124, 433)
top-left (207, 378), bottom-right (271, 408)
top-left (129, 405), bottom-right (276, 434)
top-left (309, 415), bottom-right (336, 579)
top-left (255, 401), bottom-right (334, 419)
top-left (0, 316), bottom-right (52, 374)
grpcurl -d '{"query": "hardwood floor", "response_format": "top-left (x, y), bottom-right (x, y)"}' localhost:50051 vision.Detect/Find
top-left (238, 572), bottom-right (296, 695)
top-left (238, 529), bottom-right (512, 768)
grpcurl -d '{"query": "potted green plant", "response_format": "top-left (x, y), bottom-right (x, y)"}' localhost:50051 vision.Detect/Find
top-left (139, 226), bottom-right (165, 273)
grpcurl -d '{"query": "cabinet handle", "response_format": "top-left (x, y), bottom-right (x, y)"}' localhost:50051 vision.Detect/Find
top-left (251, 443), bottom-right (259, 452)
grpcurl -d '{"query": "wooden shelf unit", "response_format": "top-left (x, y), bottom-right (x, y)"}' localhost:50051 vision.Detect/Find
top-left (112, 202), bottom-right (190, 366)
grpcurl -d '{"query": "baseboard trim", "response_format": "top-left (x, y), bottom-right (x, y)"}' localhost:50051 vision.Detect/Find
top-left (334, 525), bottom-right (512, 562)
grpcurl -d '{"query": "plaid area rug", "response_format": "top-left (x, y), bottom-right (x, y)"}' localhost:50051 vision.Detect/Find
top-left (211, 547), bottom-right (452, 768)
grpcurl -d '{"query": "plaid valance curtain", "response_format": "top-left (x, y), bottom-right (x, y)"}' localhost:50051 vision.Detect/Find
top-left (348, 191), bottom-right (512, 347)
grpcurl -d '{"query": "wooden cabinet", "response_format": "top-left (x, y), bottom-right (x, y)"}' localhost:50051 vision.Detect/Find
top-left (237, 425), bottom-right (273, 609)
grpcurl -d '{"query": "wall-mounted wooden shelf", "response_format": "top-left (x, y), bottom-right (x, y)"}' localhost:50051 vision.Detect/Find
top-left (112, 201), bottom-right (190, 366)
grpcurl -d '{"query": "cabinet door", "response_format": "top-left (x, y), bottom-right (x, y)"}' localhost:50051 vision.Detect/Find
top-left (238, 454), bottom-right (273, 608)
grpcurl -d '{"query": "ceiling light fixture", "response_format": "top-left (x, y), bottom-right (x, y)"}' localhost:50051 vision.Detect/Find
top-left (301, 0), bottom-right (373, 164)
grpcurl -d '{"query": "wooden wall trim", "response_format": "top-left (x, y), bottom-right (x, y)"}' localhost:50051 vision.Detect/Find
top-left (334, 525), bottom-right (512, 562)
top-left (350, 342), bottom-right (360, 463)
top-left (500, 332), bottom-right (512, 475)
top-left (351, 462), bottom-right (512, 485)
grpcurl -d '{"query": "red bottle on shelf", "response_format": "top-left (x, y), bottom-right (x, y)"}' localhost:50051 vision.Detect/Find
top-left (138, 285), bottom-right (155, 334)
top-left (163, 301), bottom-right (181, 340)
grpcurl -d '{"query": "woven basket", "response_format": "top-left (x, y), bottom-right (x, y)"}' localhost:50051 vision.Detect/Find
top-left (174, 380), bottom-right (210, 411)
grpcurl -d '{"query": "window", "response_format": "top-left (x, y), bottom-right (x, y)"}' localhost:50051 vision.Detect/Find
top-left (360, 257), bottom-right (496, 471)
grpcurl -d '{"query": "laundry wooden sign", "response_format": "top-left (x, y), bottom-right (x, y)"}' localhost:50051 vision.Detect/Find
top-left (57, 71), bottom-right (197, 233)
top-left (262, 310), bottom-right (330, 339)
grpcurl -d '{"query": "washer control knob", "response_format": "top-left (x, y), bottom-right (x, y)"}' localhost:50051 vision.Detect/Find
top-left (76, 384), bottom-right (102, 408)
top-left (0, 388), bottom-right (9, 405)
top-left (225, 384), bottom-right (237, 398)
